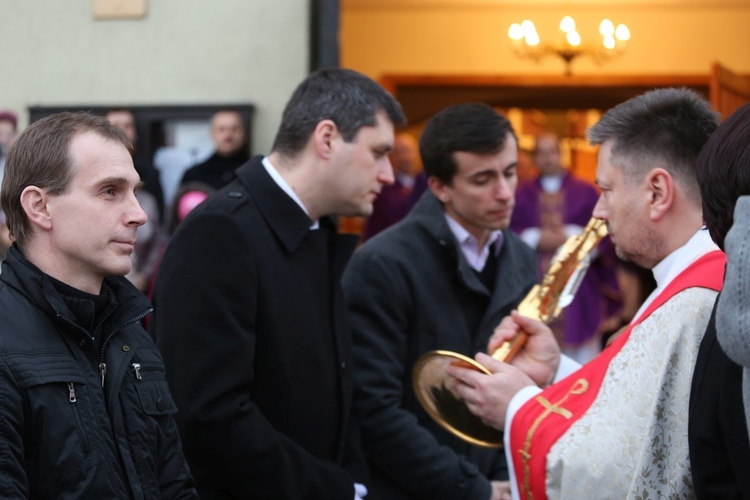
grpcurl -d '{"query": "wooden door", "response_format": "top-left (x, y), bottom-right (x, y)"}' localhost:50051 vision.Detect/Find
top-left (710, 62), bottom-right (750, 119)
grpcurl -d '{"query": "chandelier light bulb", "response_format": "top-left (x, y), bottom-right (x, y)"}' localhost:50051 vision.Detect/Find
top-left (526, 31), bottom-right (541, 46)
top-left (566, 30), bottom-right (582, 47)
top-left (599, 19), bottom-right (615, 36)
top-left (507, 16), bottom-right (629, 75)
top-left (521, 20), bottom-right (536, 35)
top-left (560, 16), bottom-right (576, 33)
top-left (508, 23), bottom-right (524, 40)
top-left (615, 24), bottom-right (631, 41)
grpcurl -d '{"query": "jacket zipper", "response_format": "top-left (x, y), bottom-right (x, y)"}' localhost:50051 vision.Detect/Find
top-left (96, 308), bottom-right (153, 388)
top-left (67, 382), bottom-right (91, 453)
top-left (56, 306), bottom-right (152, 388)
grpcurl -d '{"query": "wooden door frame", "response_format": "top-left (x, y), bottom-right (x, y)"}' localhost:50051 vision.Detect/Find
top-left (379, 73), bottom-right (712, 124)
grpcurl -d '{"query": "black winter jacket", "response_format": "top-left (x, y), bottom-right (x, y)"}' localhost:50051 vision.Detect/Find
top-left (0, 246), bottom-right (197, 499)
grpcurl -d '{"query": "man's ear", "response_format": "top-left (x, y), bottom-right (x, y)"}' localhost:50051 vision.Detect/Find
top-left (646, 167), bottom-right (674, 221)
top-left (428, 175), bottom-right (451, 204)
top-left (19, 186), bottom-right (52, 231)
top-left (313, 119), bottom-right (338, 159)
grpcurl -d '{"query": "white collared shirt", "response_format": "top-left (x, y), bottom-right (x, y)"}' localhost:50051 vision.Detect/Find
top-left (632, 227), bottom-right (718, 322)
top-left (444, 214), bottom-right (504, 272)
top-left (261, 156), bottom-right (319, 230)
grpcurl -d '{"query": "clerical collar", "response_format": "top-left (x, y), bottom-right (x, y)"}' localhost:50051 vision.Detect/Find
top-left (633, 228), bottom-right (718, 322)
top-left (540, 174), bottom-right (564, 194)
top-left (261, 156), bottom-right (319, 230)
top-left (444, 213), bottom-right (504, 272)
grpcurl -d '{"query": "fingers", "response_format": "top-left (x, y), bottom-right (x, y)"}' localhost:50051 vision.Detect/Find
top-left (509, 310), bottom-right (551, 338)
top-left (476, 352), bottom-right (504, 373)
top-left (488, 314), bottom-right (521, 352)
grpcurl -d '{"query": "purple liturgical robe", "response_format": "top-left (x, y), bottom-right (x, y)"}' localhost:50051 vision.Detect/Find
top-left (511, 173), bottom-right (622, 347)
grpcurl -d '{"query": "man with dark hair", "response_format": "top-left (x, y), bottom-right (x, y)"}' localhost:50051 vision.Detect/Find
top-left (450, 88), bottom-right (721, 498)
top-left (179, 108), bottom-right (250, 190)
top-left (0, 112), bottom-right (197, 498)
top-left (341, 103), bottom-right (537, 500)
top-left (152, 68), bottom-right (405, 499)
top-left (690, 102), bottom-right (750, 497)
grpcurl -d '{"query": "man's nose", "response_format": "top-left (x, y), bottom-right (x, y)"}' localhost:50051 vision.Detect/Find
top-left (128, 194), bottom-right (148, 227)
top-left (378, 157), bottom-right (395, 186)
top-left (495, 178), bottom-right (513, 200)
top-left (592, 194), bottom-right (606, 219)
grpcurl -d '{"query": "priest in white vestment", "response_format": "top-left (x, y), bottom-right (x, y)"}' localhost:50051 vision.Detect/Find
top-left (448, 88), bottom-right (722, 500)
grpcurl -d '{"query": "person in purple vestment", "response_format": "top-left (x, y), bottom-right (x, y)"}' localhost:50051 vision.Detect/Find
top-left (511, 132), bottom-right (622, 362)
top-left (361, 132), bottom-right (417, 241)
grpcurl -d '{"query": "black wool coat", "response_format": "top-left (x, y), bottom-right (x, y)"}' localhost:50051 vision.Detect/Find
top-left (342, 192), bottom-right (538, 500)
top-left (152, 156), bottom-right (361, 500)
top-left (689, 295), bottom-right (750, 499)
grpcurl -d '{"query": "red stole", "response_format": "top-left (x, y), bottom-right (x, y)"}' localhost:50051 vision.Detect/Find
top-left (509, 250), bottom-right (726, 500)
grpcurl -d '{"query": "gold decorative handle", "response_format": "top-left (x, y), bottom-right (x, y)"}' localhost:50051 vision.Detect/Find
top-left (412, 217), bottom-right (608, 448)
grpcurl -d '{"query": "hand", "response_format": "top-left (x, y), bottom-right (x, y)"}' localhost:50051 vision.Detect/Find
top-left (488, 311), bottom-right (560, 387)
top-left (490, 481), bottom-right (512, 500)
top-left (446, 353), bottom-right (535, 430)
top-left (537, 225), bottom-right (567, 253)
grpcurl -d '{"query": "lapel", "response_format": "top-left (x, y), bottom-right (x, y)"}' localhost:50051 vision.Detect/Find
top-left (235, 156), bottom-right (314, 254)
top-left (411, 192), bottom-right (487, 296)
top-left (235, 157), bottom-right (358, 453)
top-left (411, 192), bottom-right (535, 350)
top-left (476, 234), bottom-right (535, 337)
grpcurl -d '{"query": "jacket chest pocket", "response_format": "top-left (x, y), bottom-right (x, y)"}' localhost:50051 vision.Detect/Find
top-left (13, 362), bottom-right (100, 488)
top-left (129, 361), bottom-right (178, 416)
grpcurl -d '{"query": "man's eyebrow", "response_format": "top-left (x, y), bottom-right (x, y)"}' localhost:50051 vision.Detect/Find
top-left (95, 177), bottom-right (143, 190)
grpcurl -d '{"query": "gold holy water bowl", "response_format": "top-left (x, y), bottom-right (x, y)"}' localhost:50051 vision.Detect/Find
top-left (413, 218), bottom-right (608, 448)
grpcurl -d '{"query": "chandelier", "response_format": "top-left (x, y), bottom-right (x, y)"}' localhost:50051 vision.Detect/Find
top-left (508, 17), bottom-right (630, 75)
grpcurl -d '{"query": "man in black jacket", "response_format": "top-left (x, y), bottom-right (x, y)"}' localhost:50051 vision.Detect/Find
top-left (152, 68), bottom-right (405, 499)
top-left (179, 108), bottom-right (250, 190)
top-left (342, 103), bottom-right (537, 500)
top-left (0, 112), bottom-right (197, 498)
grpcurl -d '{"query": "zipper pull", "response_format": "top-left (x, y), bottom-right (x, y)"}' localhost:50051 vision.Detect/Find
top-left (68, 382), bottom-right (76, 403)
top-left (132, 362), bottom-right (142, 380)
top-left (99, 362), bottom-right (107, 388)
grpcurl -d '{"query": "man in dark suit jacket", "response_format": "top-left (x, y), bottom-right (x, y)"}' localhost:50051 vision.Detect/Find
top-left (690, 102), bottom-right (750, 499)
top-left (152, 68), bottom-right (405, 499)
top-left (342, 104), bottom-right (537, 500)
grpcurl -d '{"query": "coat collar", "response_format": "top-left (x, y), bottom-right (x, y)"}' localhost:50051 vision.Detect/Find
top-left (235, 156), bottom-right (359, 258)
top-left (0, 245), bottom-right (151, 336)
top-left (408, 191), bottom-right (535, 314)
top-left (236, 156), bottom-right (321, 253)
top-left (409, 192), bottom-right (492, 296)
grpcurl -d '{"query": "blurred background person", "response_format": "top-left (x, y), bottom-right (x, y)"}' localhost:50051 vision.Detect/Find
top-left (179, 108), bottom-right (249, 190)
top-left (511, 132), bottom-right (621, 362)
top-left (0, 110), bottom-right (18, 185)
top-left (144, 181), bottom-right (215, 318)
top-left (0, 111), bottom-right (15, 263)
top-left (361, 132), bottom-right (417, 242)
top-left (106, 109), bottom-right (167, 293)
top-left (105, 108), bottom-right (165, 221)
